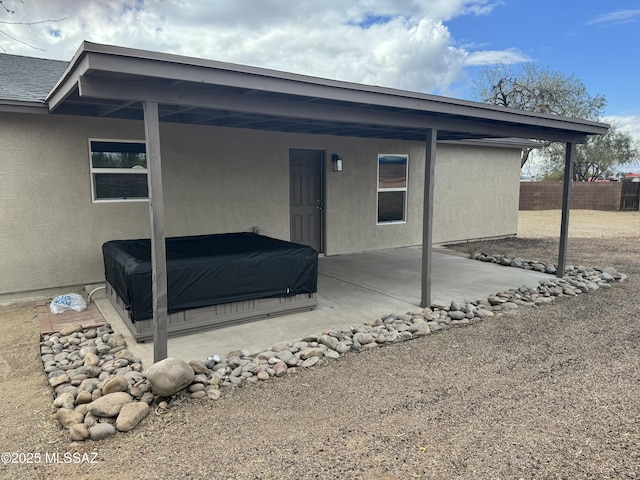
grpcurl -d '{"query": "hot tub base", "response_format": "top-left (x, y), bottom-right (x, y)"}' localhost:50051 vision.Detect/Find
top-left (106, 282), bottom-right (317, 342)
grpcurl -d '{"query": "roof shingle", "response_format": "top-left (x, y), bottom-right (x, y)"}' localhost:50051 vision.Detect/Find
top-left (0, 53), bottom-right (67, 103)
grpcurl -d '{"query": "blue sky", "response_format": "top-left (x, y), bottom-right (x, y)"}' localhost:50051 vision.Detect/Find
top-left (1, 0), bottom-right (639, 143)
top-left (447, 0), bottom-right (640, 118)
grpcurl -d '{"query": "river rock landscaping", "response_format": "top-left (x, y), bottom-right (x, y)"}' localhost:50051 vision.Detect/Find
top-left (40, 253), bottom-right (626, 442)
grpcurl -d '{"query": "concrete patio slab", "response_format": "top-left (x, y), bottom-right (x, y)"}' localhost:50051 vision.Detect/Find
top-left (319, 246), bottom-right (553, 306)
top-left (95, 246), bottom-right (553, 368)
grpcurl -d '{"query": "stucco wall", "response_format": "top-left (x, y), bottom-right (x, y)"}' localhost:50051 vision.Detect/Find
top-left (432, 143), bottom-right (520, 244)
top-left (324, 142), bottom-right (520, 254)
top-left (1, 113), bottom-right (293, 295)
top-left (321, 137), bottom-right (425, 254)
top-left (2, 114), bottom-right (147, 295)
top-left (0, 112), bottom-right (520, 295)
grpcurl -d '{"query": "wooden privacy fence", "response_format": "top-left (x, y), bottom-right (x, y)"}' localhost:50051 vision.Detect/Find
top-left (519, 181), bottom-right (634, 211)
top-left (621, 181), bottom-right (640, 211)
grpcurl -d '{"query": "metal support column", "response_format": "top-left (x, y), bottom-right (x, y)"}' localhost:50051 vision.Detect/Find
top-left (420, 128), bottom-right (437, 308)
top-left (557, 141), bottom-right (575, 277)
top-left (143, 101), bottom-right (169, 362)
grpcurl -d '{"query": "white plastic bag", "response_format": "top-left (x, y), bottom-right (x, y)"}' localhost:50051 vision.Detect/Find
top-left (50, 293), bottom-right (87, 314)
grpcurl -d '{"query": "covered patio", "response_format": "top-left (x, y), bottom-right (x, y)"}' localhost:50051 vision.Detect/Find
top-left (47, 42), bottom-right (609, 361)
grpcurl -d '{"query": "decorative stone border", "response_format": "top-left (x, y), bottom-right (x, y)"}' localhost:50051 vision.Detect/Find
top-left (41, 253), bottom-right (626, 442)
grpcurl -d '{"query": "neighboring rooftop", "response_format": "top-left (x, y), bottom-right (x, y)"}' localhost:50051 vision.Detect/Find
top-left (0, 53), bottom-right (68, 103)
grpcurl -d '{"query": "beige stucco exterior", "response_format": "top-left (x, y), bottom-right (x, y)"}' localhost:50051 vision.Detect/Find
top-left (0, 112), bottom-right (520, 297)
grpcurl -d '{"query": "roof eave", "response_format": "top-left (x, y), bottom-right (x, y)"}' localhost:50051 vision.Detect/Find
top-left (0, 100), bottom-right (49, 114)
top-left (46, 40), bottom-right (94, 109)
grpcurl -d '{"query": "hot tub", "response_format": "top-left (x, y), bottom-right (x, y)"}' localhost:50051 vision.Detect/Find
top-left (102, 232), bottom-right (318, 341)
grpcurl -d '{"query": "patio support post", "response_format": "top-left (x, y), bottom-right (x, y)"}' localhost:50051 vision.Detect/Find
top-left (557, 141), bottom-right (575, 277)
top-left (143, 100), bottom-right (169, 362)
top-left (420, 128), bottom-right (437, 308)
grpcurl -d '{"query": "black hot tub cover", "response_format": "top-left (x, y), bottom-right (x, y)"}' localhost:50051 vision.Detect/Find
top-left (102, 233), bottom-right (318, 321)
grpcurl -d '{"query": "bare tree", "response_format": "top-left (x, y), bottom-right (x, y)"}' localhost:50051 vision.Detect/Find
top-left (472, 64), bottom-right (607, 168)
top-left (0, 0), bottom-right (65, 52)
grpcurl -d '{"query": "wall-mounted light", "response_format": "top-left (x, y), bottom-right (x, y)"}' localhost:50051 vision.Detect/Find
top-left (331, 154), bottom-right (343, 172)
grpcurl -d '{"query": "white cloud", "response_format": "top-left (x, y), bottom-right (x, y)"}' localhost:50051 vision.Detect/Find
top-left (602, 115), bottom-right (640, 141)
top-left (587, 9), bottom-right (640, 26)
top-left (0, 0), bottom-right (525, 94)
top-left (463, 48), bottom-right (529, 66)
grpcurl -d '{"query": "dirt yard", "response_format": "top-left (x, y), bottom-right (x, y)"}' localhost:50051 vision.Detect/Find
top-left (517, 209), bottom-right (640, 238)
top-left (1, 210), bottom-right (639, 479)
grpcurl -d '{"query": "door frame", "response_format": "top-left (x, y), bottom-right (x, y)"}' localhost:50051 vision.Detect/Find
top-left (289, 148), bottom-right (326, 253)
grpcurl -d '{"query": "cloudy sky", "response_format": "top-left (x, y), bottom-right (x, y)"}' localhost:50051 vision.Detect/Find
top-left (2, 0), bottom-right (640, 145)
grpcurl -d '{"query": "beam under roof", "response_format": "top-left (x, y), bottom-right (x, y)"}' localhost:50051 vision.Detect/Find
top-left (74, 75), bottom-right (603, 143)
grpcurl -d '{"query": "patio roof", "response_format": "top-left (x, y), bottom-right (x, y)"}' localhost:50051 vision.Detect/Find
top-left (45, 41), bottom-right (608, 143)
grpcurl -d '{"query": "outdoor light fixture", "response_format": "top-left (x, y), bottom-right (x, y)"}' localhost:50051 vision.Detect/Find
top-left (331, 153), bottom-right (343, 172)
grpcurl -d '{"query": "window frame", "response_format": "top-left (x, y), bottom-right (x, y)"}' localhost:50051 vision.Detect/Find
top-left (89, 138), bottom-right (149, 203)
top-left (376, 154), bottom-right (409, 225)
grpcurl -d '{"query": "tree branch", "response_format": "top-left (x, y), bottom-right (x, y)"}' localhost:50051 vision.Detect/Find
top-left (0, 0), bottom-right (65, 52)
top-left (0, 17), bottom-right (65, 25)
top-left (0, 0), bottom-right (20, 15)
top-left (0, 27), bottom-right (44, 51)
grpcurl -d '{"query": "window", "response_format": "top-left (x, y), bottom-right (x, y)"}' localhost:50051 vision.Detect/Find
top-left (377, 154), bottom-right (408, 223)
top-left (89, 140), bottom-right (148, 202)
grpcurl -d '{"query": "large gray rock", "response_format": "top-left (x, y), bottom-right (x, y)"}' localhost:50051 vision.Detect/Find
top-left (273, 361), bottom-right (288, 377)
top-left (107, 333), bottom-right (126, 349)
top-left (409, 319), bottom-right (431, 336)
top-left (116, 402), bottom-right (149, 432)
top-left (188, 359), bottom-right (211, 375)
top-left (275, 350), bottom-right (297, 367)
top-left (84, 352), bottom-right (100, 367)
top-left (59, 323), bottom-right (84, 336)
top-left (53, 392), bottom-right (75, 408)
top-left (448, 311), bottom-right (466, 320)
top-left (76, 390), bottom-right (93, 404)
top-left (487, 296), bottom-right (504, 306)
top-left (89, 423), bottom-right (116, 441)
top-left (50, 374), bottom-right (71, 388)
top-left (69, 423), bottom-right (90, 441)
top-left (353, 332), bottom-right (374, 345)
top-left (102, 375), bottom-right (129, 395)
top-left (510, 257), bottom-right (524, 268)
top-left (146, 357), bottom-right (195, 397)
top-left (318, 335), bottom-right (339, 351)
top-left (115, 349), bottom-right (135, 362)
top-left (88, 392), bottom-right (133, 417)
top-left (55, 408), bottom-right (84, 428)
top-left (299, 347), bottom-right (324, 360)
top-left (301, 357), bottom-right (320, 368)
top-left (476, 308), bottom-right (494, 318)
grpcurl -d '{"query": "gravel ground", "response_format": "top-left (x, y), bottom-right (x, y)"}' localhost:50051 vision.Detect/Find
top-left (1, 210), bottom-right (639, 479)
top-left (516, 209), bottom-right (640, 238)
